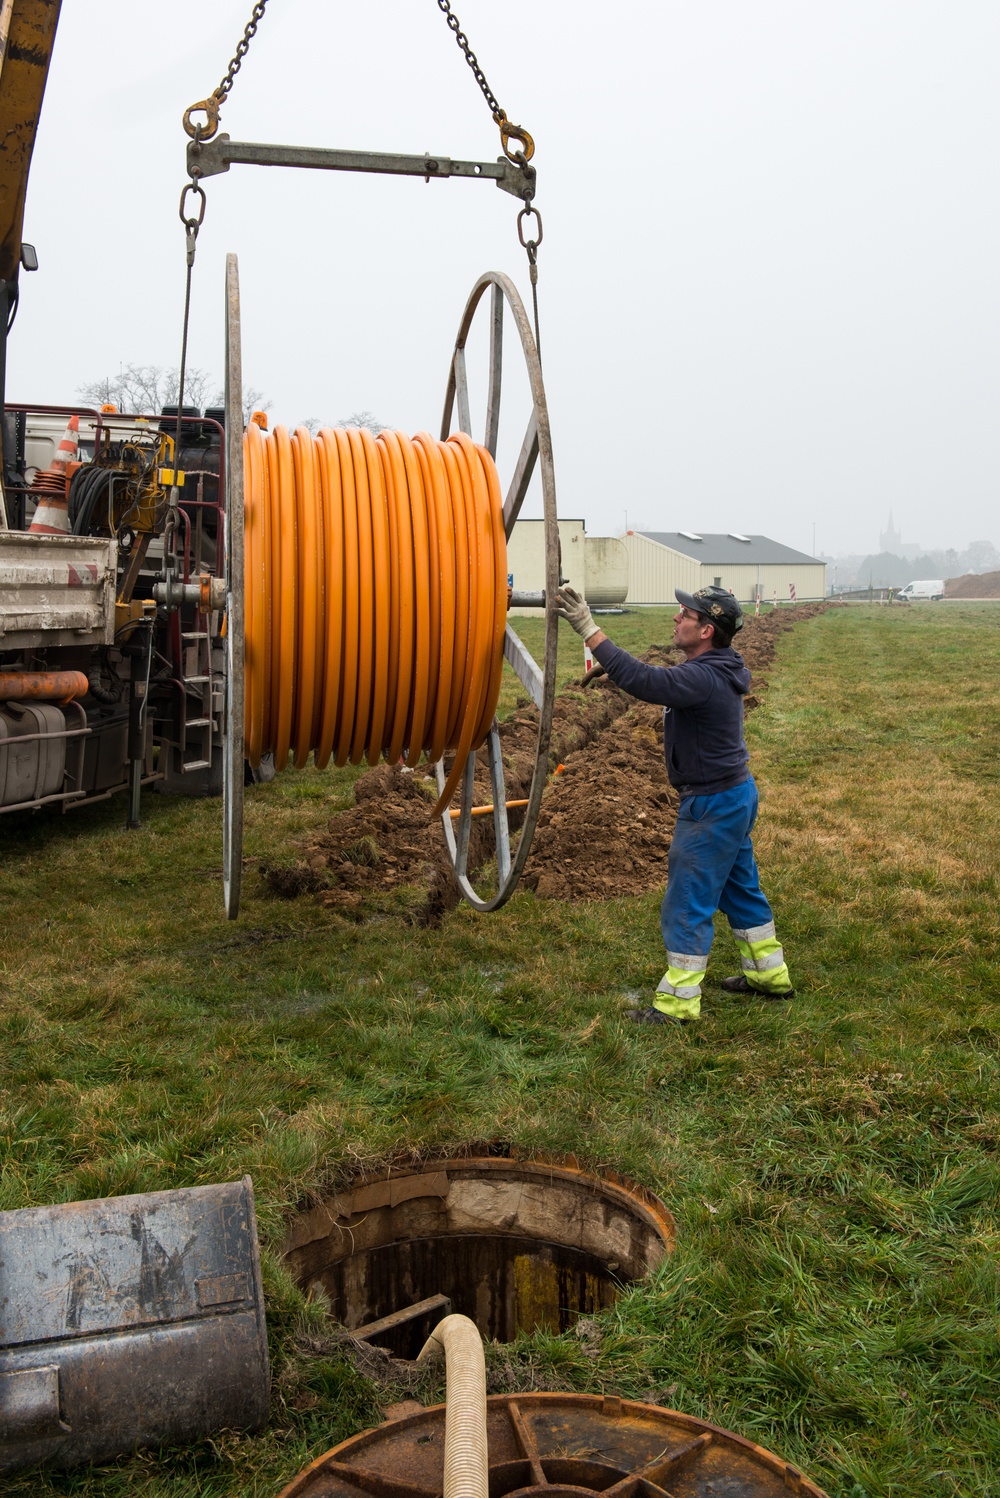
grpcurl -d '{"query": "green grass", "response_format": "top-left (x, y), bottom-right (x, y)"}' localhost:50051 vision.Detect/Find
top-left (2, 603), bottom-right (999, 1496)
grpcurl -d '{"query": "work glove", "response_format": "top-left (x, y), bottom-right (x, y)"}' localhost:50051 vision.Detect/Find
top-left (556, 585), bottom-right (598, 641)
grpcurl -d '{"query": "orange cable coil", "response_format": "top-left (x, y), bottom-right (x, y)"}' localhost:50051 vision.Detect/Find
top-left (243, 424), bottom-right (508, 812)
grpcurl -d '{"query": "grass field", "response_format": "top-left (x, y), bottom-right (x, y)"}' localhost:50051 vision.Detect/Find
top-left (2, 603), bottom-right (998, 1497)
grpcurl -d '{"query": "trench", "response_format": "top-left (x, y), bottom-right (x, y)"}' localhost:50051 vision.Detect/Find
top-left (282, 1153), bottom-right (675, 1359)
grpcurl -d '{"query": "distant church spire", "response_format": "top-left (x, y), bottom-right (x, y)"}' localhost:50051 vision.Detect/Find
top-left (880, 510), bottom-right (902, 554)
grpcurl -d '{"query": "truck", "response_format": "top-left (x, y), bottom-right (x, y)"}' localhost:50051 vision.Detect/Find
top-left (0, 4), bottom-right (229, 821)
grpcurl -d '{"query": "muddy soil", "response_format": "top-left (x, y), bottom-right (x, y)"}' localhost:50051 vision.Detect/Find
top-left (522, 604), bottom-right (826, 900)
top-left (261, 605), bottom-right (826, 917)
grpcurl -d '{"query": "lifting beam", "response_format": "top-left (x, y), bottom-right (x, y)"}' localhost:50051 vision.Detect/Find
top-left (187, 135), bottom-right (535, 203)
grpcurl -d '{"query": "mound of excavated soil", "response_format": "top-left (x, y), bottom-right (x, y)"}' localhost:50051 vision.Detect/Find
top-left (522, 604), bottom-right (826, 901)
top-left (945, 571), bottom-right (1000, 599)
top-left (261, 605), bottom-right (826, 917)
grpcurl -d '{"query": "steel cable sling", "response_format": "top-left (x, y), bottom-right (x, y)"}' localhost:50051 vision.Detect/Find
top-left (244, 423), bottom-right (507, 813)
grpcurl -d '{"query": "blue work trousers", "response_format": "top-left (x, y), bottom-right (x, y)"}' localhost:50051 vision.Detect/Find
top-left (661, 778), bottom-right (774, 961)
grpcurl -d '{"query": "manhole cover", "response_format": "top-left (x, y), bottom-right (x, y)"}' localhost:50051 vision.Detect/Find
top-left (276, 1392), bottom-right (830, 1498)
top-left (282, 1154), bottom-right (675, 1356)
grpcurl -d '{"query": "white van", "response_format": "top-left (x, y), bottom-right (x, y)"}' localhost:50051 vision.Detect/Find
top-left (897, 580), bottom-right (944, 601)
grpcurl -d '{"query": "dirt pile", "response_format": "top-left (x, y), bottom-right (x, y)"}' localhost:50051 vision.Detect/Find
top-left (263, 660), bottom-right (636, 918)
top-left (945, 571), bottom-right (1000, 599)
top-left (523, 604), bottom-right (825, 901)
top-left (262, 605), bottom-right (826, 914)
top-left (523, 707), bottom-right (674, 899)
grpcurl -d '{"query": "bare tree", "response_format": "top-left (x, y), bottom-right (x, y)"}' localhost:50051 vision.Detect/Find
top-left (77, 365), bottom-right (271, 427)
top-left (961, 539), bottom-right (1000, 574)
top-left (338, 410), bottom-right (388, 434)
top-left (290, 411), bottom-right (389, 435)
top-left (77, 364), bottom-right (219, 415)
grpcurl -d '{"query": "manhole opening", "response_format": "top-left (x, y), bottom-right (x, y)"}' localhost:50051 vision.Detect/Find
top-left (283, 1154), bottom-right (676, 1359)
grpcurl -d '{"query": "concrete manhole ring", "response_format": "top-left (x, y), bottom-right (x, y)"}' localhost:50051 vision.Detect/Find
top-left (282, 1152), bottom-right (676, 1354)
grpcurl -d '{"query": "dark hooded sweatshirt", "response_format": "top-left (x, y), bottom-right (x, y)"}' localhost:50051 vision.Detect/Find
top-left (591, 640), bottom-right (752, 797)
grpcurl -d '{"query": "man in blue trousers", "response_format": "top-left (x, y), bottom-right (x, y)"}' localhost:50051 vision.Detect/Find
top-left (556, 583), bottom-right (794, 1025)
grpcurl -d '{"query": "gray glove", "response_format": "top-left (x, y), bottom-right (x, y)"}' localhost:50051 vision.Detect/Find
top-left (556, 585), bottom-right (598, 640)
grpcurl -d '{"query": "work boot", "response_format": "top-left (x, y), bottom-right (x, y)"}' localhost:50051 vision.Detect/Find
top-left (626, 1007), bottom-right (691, 1026)
top-left (719, 974), bottom-right (794, 1001)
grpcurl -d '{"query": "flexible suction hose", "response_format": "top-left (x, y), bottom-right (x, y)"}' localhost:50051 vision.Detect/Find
top-left (417, 1314), bottom-right (489, 1498)
top-left (243, 424), bottom-right (507, 812)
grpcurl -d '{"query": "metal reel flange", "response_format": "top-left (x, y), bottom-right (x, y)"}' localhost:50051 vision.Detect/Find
top-left (436, 270), bottom-right (558, 912)
top-left (222, 252), bottom-right (245, 920)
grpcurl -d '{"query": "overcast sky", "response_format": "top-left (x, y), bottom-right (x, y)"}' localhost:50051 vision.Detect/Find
top-left (13, 1), bottom-right (999, 556)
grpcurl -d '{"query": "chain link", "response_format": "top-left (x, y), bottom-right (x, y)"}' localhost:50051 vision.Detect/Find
top-left (436, 0), bottom-right (533, 163)
top-left (436, 0), bottom-right (503, 119)
top-left (183, 0), bottom-right (271, 140)
top-left (216, 0), bottom-right (270, 102)
top-left (176, 0), bottom-right (274, 434)
top-left (435, 0), bottom-right (543, 350)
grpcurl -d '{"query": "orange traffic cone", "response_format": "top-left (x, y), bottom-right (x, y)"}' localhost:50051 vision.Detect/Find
top-left (28, 414), bottom-right (79, 535)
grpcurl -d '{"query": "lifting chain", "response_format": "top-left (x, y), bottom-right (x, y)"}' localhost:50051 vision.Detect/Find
top-left (435, 0), bottom-right (543, 359)
top-left (174, 0), bottom-right (543, 457)
top-left (182, 0), bottom-right (271, 143)
top-left (435, 0), bottom-right (534, 166)
top-left (175, 0), bottom-right (273, 522)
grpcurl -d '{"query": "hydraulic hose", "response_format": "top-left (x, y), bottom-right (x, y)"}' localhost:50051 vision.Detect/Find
top-left (417, 1314), bottom-right (488, 1498)
top-left (69, 466), bottom-right (120, 536)
top-left (87, 663), bottom-right (120, 705)
top-left (244, 424), bottom-right (507, 812)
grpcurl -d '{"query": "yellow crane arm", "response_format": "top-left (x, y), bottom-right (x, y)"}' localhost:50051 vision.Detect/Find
top-left (0, 0), bottom-right (62, 285)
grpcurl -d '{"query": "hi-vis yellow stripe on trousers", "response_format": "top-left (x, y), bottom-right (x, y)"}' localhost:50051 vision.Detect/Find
top-left (730, 921), bottom-right (792, 994)
top-left (654, 950), bottom-right (710, 1021)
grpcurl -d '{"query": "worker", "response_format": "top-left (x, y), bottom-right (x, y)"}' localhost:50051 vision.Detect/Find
top-left (556, 584), bottom-right (794, 1025)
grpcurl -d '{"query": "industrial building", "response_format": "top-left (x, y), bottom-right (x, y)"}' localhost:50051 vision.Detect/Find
top-left (508, 519), bottom-right (629, 610)
top-left (623, 532), bottom-right (826, 605)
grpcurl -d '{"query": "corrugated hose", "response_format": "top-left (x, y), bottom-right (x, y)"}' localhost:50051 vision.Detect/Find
top-left (417, 1313), bottom-right (489, 1498)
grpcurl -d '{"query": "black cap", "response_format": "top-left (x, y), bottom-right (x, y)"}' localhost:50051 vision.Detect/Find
top-left (675, 586), bottom-right (744, 638)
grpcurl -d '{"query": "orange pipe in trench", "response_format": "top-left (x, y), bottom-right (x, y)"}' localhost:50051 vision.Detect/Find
top-left (449, 799), bottom-right (530, 819)
top-left (0, 671), bottom-right (89, 703)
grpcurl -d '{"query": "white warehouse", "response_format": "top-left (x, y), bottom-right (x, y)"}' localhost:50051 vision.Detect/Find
top-left (624, 532), bottom-right (826, 605)
top-left (508, 519), bottom-right (629, 609)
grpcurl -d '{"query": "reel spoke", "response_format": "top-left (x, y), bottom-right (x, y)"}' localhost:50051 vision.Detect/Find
top-left (454, 751), bottom-right (477, 878)
top-left (503, 410), bottom-right (538, 534)
top-left (223, 253), bottom-right (246, 920)
top-left (485, 282), bottom-right (503, 456)
top-left (487, 721), bottom-right (511, 884)
top-left (453, 346), bottom-right (472, 437)
top-left (503, 623), bottom-right (544, 709)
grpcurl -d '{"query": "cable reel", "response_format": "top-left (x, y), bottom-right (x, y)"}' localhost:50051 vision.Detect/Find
top-left (221, 259), bottom-right (558, 919)
top-left (181, 1), bottom-right (558, 919)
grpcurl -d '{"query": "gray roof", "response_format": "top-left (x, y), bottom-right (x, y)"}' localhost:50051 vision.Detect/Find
top-left (637, 532), bottom-right (819, 566)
